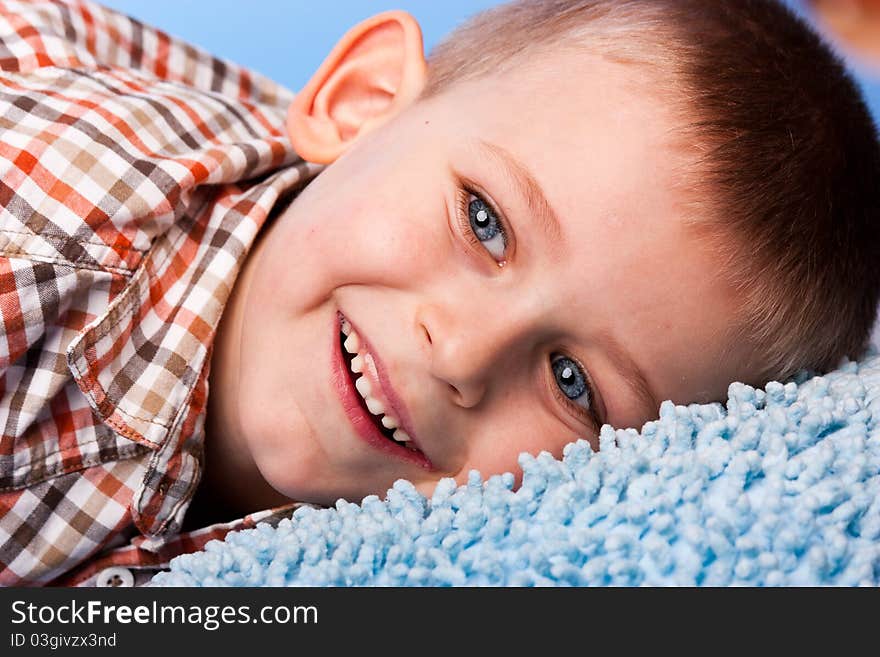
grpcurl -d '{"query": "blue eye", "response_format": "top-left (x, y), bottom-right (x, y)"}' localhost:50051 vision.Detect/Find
top-left (467, 193), bottom-right (507, 261)
top-left (551, 355), bottom-right (592, 413)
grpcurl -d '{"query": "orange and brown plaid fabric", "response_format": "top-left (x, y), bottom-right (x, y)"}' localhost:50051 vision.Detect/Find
top-left (0, 0), bottom-right (321, 585)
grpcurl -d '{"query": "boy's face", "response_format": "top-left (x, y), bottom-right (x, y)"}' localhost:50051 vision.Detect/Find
top-left (216, 48), bottom-right (747, 506)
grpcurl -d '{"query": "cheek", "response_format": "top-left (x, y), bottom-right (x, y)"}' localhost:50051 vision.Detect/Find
top-left (323, 139), bottom-right (451, 273)
top-left (458, 404), bottom-right (583, 487)
top-left (329, 199), bottom-right (446, 287)
top-left (281, 160), bottom-right (448, 289)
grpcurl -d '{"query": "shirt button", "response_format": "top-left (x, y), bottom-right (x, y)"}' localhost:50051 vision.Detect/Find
top-left (97, 566), bottom-right (134, 588)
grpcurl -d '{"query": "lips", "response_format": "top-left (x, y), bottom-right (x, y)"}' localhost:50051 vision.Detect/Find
top-left (331, 311), bottom-right (432, 469)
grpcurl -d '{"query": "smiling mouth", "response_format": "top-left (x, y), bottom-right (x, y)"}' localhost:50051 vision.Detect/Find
top-left (338, 317), bottom-right (420, 452)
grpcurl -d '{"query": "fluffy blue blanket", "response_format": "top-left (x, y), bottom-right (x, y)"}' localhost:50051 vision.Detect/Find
top-left (150, 352), bottom-right (880, 586)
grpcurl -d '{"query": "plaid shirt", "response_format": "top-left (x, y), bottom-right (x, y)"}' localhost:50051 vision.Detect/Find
top-left (0, 0), bottom-right (321, 586)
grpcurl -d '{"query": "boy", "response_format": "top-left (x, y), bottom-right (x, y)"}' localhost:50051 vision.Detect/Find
top-left (1, 0), bottom-right (878, 586)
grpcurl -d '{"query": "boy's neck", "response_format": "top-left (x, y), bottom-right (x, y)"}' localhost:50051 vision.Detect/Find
top-left (193, 230), bottom-right (293, 528)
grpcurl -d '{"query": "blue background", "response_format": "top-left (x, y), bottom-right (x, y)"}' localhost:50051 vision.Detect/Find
top-left (99, 0), bottom-right (880, 122)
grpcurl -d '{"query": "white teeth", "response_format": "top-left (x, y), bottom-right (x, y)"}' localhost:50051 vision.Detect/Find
top-left (365, 396), bottom-right (385, 416)
top-left (343, 332), bottom-right (360, 354)
top-left (353, 371), bottom-right (407, 440)
top-left (355, 375), bottom-right (371, 397)
top-left (341, 323), bottom-right (412, 447)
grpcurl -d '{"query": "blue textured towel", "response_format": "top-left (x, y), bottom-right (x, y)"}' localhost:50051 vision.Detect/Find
top-left (150, 351), bottom-right (880, 586)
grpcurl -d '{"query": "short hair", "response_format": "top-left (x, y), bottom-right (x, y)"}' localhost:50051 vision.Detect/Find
top-left (421, 0), bottom-right (880, 385)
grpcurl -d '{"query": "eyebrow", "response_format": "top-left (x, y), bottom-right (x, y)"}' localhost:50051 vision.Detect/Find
top-left (470, 138), bottom-right (564, 248)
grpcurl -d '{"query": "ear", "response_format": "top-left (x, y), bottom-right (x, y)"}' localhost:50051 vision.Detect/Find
top-left (286, 10), bottom-right (427, 164)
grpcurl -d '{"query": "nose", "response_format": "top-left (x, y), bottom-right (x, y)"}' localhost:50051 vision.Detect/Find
top-left (417, 298), bottom-right (533, 409)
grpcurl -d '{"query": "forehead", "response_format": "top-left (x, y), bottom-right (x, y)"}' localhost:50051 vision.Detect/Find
top-left (434, 48), bottom-right (694, 236)
top-left (434, 49), bottom-right (699, 271)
